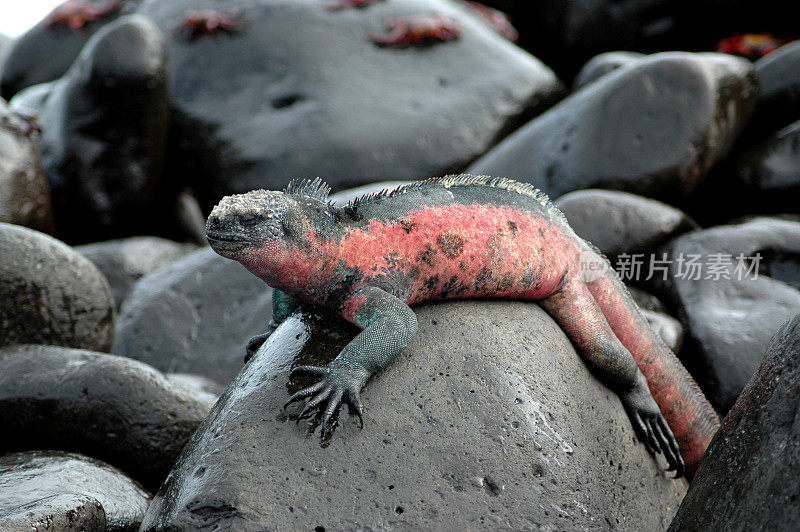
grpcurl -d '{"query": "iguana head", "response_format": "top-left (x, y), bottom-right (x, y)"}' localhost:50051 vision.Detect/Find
top-left (206, 189), bottom-right (302, 262)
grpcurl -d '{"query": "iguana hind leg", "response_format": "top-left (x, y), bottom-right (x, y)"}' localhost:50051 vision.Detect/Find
top-left (540, 276), bottom-right (685, 476)
top-left (585, 263), bottom-right (719, 477)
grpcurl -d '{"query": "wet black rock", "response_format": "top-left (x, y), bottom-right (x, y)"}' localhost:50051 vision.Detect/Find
top-left (0, 344), bottom-right (214, 491)
top-left (0, 450), bottom-right (150, 531)
top-left (468, 52), bottom-right (757, 201)
top-left (573, 51), bottom-right (644, 89)
top-left (479, 0), bottom-right (794, 80)
top-left (2, 493), bottom-right (106, 531)
top-left (0, 222), bottom-right (114, 351)
top-left (655, 218), bottom-right (800, 414)
top-left (627, 286), bottom-right (684, 353)
top-left (641, 310), bottom-right (684, 354)
top-left (133, 0), bottom-right (563, 209)
top-left (166, 373), bottom-right (224, 403)
top-left (729, 120), bottom-right (800, 214)
top-left (0, 98), bottom-right (55, 234)
top-left (76, 237), bottom-right (197, 310)
top-left (0, 0), bottom-right (135, 99)
top-left (668, 313), bottom-right (800, 531)
top-left (739, 40), bottom-right (800, 145)
top-left (113, 247), bottom-right (273, 386)
top-left (141, 301), bottom-right (686, 531)
top-left (8, 81), bottom-right (55, 117)
top-left (38, 14), bottom-right (169, 244)
top-left (555, 189), bottom-right (695, 261)
top-left (0, 33), bottom-right (11, 57)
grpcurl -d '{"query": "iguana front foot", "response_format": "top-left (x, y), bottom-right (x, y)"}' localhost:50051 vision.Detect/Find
top-left (285, 363), bottom-right (367, 439)
top-left (244, 320), bottom-right (281, 363)
top-left (620, 377), bottom-right (685, 478)
top-left (244, 333), bottom-right (270, 363)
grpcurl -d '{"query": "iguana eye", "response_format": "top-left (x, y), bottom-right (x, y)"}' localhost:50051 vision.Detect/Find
top-left (241, 213), bottom-right (260, 226)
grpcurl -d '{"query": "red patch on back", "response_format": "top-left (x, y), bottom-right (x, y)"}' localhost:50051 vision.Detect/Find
top-left (292, 204), bottom-right (581, 305)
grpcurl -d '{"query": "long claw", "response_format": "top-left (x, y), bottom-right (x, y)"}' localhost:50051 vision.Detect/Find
top-left (298, 387), bottom-right (332, 420)
top-left (658, 417), bottom-right (685, 478)
top-left (320, 390), bottom-right (344, 440)
top-left (349, 390), bottom-right (364, 429)
top-left (284, 381), bottom-right (324, 409)
top-left (290, 365), bottom-right (327, 378)
top-left (630, 411), bottom-right (648, 441)
top-left (631, 412), bottom-right (655, 456)
top-left (650, 418), bottom-right (672, 465)
top-left (644, 416), bottom-right (660, 455)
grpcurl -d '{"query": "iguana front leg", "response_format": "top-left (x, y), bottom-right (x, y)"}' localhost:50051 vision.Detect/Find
top-left (245, 289), bottom-right (300, 362)
top-left (284, 286), bottom-right (418, 438)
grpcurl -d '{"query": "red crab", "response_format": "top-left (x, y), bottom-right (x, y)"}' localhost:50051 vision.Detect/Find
top-left (173, 9), bottom-right (246, 40)
top-left (326, 0), bottom-right (384, 11)
top-left (370, 13), bottom-right (462, 48)
top-left (46, 0), bottom-right (121, 32)
top-left (462, 1), bottom-right (517, 42)
top-left (716, 33), bottom-right (793, 59)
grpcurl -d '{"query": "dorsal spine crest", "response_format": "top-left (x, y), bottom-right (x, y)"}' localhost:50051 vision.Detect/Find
top-left (285, 177), bottom-right (332, 202)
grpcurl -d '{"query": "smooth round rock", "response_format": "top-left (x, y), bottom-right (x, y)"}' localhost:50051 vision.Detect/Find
top-left (134, 0), bottom-right (563, 209)
top-left (468, 52), bottom-right (758, 201)
top-left (0, 344), bottom-right (214, 491)
top-left (641, 309), bottom-right (684, 354)
top-left (668, 312), bottom-right (800, 531)
top-left (0, 450), bottom-right (150, 531)
top-left (38, 15), bottom-right (169, 244)
top-left (76, 237), bottom-right (197, 310)
top-left (0, 32), bottom-right (11, 57)
top-left (0, 222), bottom-right (114, 351)
top-left (0, 0), bottom-right (133, 99)
top-left (141, 301), bottom-right (686, 531)
top-left (740, 40), bottom-right (800, 144)
top-left (573, 51), bottom-right (644, 89)
top-left (113, 247), bottom-right (273, 386)
top-left (555, 189), bottom-right (695, 260)
top-left (655, 218), bottom-right (800, 414)
top-left (166, 373), bottom-right (224, 403)
top-left (626, 286), bottom-right (684, 354)
top-left (730, 119), bottom-right (800, 214)
top-left (1, 493), bottom-right (105, 531)
top-left (487, 0), bottom-right (794, 79)
top-left (0, 98), bottom-right (55, 234)
top-left (8, 81), bottom-right (54, 117)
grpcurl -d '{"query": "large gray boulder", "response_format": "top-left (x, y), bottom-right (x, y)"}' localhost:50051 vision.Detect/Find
top-left (134, 0), bottom-right (563, 209)
top-left (141, 301), bottom-right (686, 531)
top-left (0, 97), bottom-right (54, 234)
top-left (655, 217), bottom-right (800, 414)
top-left (38, 15), bottom-right (170, 244)
top-left (555, 189), bottom-right (695, 261)
top-left (113, 247), bottom-right (273, 385)
top-left (0, 222), bottom-right (114, 351)
top-left (468, 52), bottom-right (757, 201)
top-left (76, 236), bottom-right (197, 310)
top-left (0, 344), bottom-right (214, 491)
top-left (669, 313), bottom-right (800, 531)
top-left (0, 450), bottom-right (150, 531)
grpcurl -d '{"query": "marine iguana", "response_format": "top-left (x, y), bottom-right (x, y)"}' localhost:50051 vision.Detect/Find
top-left (206, 175), bottom-right (720, 477)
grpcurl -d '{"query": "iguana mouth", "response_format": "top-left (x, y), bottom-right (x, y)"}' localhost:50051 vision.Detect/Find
top-left (206, 231), bottom-right (247, 243)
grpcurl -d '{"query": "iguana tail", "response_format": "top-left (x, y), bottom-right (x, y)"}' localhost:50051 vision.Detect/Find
top-left (587, 266), bottom-right (720, 477)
